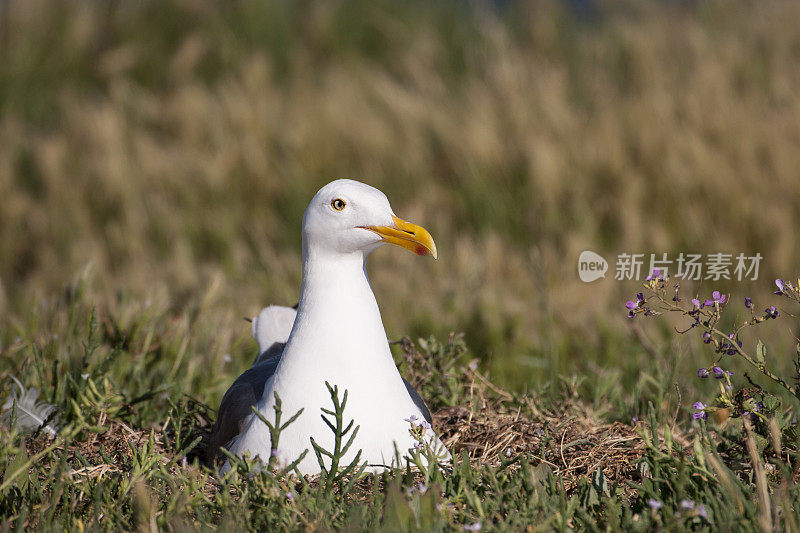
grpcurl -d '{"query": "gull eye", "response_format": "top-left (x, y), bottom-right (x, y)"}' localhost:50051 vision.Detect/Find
top-left (331, 198), bottom-right (346, 211)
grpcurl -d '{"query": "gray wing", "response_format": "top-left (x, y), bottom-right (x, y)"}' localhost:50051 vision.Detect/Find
top-left (403, 378), bottom-right (432, 424)
top-left (206, 344), bottom-right (283, 463)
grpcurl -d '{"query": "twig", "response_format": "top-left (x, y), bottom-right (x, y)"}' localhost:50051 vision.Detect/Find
top-left (671, 383), bottom-right (681, 433)
top-left (710, 326), bottom-right (796, 399)
top-left (744, 418), bottom-right (773, 532)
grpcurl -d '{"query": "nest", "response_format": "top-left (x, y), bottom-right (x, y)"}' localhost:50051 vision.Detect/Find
top-left (435, 403), bottom-right (645, 493)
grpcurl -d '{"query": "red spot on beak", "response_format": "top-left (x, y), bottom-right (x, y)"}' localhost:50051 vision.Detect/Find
top-left (415, 245), bottom-right (428, 256)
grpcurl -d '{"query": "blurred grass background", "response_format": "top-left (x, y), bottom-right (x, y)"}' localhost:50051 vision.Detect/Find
top-left (1, 0), bottom-right (799, 404)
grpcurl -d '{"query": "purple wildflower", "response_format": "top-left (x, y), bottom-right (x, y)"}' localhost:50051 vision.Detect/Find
top-left (404, 415), bottom-right (419, 425)
top-left (775, 279), bottom-right (785, 295)
top-left (679, 499), bottom-right (695, 510)
top-left (462, 523), bottom-right (482, 532)
top-left (692, 401), bottom-right (708, 420)
top-left (648, 498), bottom-right (663, 510)
top-left (420, 420), bottom-right (432, 431)
top-left (691, 298), bottom-right (701, 308)
top-left (744, 297), bottom-right (752, 309)
top-left (702, 332), bottom-right (712, 344)
top-left (765, 306), bottom-right (779, 319)
top-left (724, 333), bottom-right (741, 354)
top-left (646, 268), bottom-right (662, 281)
top-left (627, 293), bottom-right (646, 318)
top-left (697, 368), bottom-right (709, 378)
top-left (712, 366), bottom-right (724, 378)
top-left (705, 291), bottom-right (726, 307)
top-left (697, 505), bottom-right (708, 519)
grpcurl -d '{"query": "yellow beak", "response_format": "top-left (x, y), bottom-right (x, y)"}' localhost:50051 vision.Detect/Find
top-left (361, 215), bottom-right (438, 259)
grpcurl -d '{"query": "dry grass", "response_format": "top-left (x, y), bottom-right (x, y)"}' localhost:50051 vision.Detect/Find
top-left (430, 362), bottom-right (648, 495)
top-left (436, 406), bottom-right (645, 494)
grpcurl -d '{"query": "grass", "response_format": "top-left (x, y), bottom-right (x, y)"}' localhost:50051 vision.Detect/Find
top-left (2, 282), bottom-right (798, 530)
top-left (1, 0), bottom-right (800, 529)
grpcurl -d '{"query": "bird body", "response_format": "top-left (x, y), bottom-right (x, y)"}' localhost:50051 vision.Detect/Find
top-left (212, 179), bottom-right (446, 474)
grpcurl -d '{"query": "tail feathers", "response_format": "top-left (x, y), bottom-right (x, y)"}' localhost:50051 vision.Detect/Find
top-left (251, 305), bottom-right (297, 354)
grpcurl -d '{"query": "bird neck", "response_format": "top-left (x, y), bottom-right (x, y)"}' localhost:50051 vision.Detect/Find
top-left (277, 249), bottom-right (391, 371)
top-left (299, 249), bottom-right (375, 317)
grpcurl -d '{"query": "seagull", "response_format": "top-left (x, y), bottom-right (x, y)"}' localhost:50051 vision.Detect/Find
top-left (209, 179), bottom-right (447, 474)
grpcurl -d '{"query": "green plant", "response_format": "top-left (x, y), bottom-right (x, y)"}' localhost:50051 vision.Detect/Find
top-left (309, 383), bottom-right (367, 497)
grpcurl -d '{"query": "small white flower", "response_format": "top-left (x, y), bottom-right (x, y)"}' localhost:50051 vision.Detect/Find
top-left (468, 361), bottom-right (478, 371)
top-left (679, 499), bottom-right (695, 510)
top-left (223, 354), bottom-right (232, 364)
top-left (463, 523), bottom-right (481, 531)
top-left (648, 498), bottom-right (663, 510)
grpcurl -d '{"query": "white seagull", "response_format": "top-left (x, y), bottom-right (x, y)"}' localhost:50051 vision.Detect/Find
top-left (209, 179), bottom-right (448, 474)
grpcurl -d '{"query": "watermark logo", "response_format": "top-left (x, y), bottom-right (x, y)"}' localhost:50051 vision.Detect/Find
top-left (614, 253), bottom-right (762, 281)
top-left (578, 252), bottom-right (764, 282)
top-left (578, 250), bottom-right (608, 282)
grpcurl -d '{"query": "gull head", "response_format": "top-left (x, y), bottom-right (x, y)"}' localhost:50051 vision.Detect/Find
top-left (302, 179), bottom-right (437, 259)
